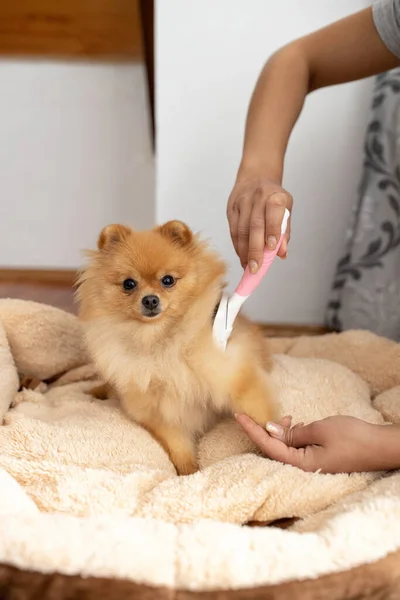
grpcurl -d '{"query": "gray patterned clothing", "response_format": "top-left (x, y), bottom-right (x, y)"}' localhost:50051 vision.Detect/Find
top-left (326, 68), bottom-right (400, 339)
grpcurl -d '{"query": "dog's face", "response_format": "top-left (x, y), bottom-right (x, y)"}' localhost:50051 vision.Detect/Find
top-left (78, 220), bottom-right (225, 325)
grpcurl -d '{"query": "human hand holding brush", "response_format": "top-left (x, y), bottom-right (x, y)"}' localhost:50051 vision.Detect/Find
top-left (227, 5), bottom-right (399, 271)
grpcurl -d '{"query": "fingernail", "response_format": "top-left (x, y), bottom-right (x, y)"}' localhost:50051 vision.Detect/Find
top-left (249, 260), bottom-right (259, 274)
top-left (266, 422), bottom-right (284, 436)
top-left (267, 236), bottom-right (277, 250)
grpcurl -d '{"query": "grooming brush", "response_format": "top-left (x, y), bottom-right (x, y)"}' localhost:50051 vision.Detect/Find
top-left (213, 208), bottom-right (290, 350)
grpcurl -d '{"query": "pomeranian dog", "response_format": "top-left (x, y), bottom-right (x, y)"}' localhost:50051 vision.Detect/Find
top-left (76, 220), bottom-right (276, 475)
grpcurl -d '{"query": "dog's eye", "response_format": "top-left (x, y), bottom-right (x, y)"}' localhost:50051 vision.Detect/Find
top-left (122, 278), bottom-right (137, 291)
top-left (161, 275), bottom-right (175, 288)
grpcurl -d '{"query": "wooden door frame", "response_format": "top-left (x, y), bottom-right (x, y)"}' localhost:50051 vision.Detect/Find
top-left (139, 0), bottom-right (155, 150)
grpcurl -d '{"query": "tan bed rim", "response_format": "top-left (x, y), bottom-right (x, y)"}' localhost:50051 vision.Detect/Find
top-left (1, 548), bottom-right (400, 600)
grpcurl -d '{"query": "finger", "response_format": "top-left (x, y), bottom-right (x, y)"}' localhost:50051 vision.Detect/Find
top-left (265, 192), bottom-right (291, 251)
top-left (266, 421), bottom-right (319, 448)
top-left (237, 414), bottom-right (325, 471)
top-left (277, 216), bottom-right (291, 259)
top-left (237, 201), bottom-right (253, 268)
top-left (247, 197), bottom-right (266, 274)
top-left (292, 422), bottom-right (304, 429)
top-left (277, 237), bottom-right (288, 259)
top-left (236, 413), bottom-right (270, 448)
top-left (227, 203), bottom-right (240, 258)
top-left (280, 416), bottom-right (292, 428)
top-left (236, 414), bottom-right (312, 469)
top-left (236, 414), bottom-right (294, 456)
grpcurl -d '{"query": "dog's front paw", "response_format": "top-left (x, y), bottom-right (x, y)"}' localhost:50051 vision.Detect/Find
top-left (174, 456), bottom-right (199, 476)
top-left (239, 402), bottom-right (275, 428)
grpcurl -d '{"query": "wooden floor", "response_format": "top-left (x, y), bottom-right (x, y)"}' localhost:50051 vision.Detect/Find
top-left (0, 279), bottom-right (329, 337)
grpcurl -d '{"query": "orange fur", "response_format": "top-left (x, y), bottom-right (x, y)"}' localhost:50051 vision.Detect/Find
top-left (76, 220), bottom-right (276, 475)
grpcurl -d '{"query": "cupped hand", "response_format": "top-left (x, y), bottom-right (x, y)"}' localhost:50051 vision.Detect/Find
top-left (236, 414), bottom-right (388, 474)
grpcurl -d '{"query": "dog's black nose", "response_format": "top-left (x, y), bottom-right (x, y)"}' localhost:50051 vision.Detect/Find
top-left (142, 295), bottom-right (160, 310)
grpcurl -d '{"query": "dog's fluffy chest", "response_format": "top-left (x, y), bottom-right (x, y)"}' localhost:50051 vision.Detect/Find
top-left (130, 340), bottom-right (228, 403)
top-left (94, 328), bottom-right (230, 401)
top-left (85, 321), bottom-right (239, 433)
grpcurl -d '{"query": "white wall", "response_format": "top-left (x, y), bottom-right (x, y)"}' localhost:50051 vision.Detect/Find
top-left (156, 0), bottom-right (373, 325)
top-left (0, 61), bottom-right (154, 268)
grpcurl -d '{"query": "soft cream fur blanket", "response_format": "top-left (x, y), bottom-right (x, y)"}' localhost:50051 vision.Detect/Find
top-left (1, 298), bottom-right (400, 590)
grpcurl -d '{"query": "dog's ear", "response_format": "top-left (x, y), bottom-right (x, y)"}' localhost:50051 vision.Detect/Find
top-left (158, 220), bottom-right (193, 247)
top-left (97, 224), bottom-right (132, 251)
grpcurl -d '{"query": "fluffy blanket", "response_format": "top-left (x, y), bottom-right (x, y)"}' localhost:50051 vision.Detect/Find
top-left (1, 298), bottom-right (400, 593)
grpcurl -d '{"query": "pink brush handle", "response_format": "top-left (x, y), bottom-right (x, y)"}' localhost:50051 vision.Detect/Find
top-left (235, 234), bottom-right (284, 297)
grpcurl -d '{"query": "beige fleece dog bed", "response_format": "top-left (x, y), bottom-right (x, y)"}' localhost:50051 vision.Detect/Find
top-left (1, 298), bottom-right (400, 599)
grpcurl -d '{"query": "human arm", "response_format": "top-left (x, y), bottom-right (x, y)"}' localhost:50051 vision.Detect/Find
top-left (227, 5), bottom-right (400, 271)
